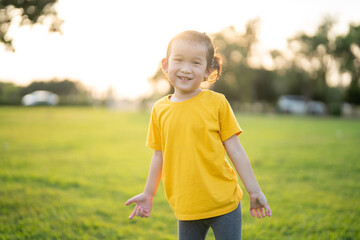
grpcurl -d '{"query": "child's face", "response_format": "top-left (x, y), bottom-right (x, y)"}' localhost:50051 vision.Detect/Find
top-left (162, 39), bottom-right (209, 95)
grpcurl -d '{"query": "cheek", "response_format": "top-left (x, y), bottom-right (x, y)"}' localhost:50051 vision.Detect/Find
top-left (168, 68), bottom-right (177, 76)
top-left (195, 67), bottom-right (207, 76)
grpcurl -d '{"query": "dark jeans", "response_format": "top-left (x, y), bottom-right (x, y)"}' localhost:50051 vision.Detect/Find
top-left (178, 203), bottom-right (242, 240)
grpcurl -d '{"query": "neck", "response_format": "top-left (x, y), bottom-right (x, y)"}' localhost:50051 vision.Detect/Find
top-left (171, 88), bottom-right (202, 102)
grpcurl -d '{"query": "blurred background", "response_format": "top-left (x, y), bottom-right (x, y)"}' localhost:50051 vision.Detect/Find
top-left (0, 0), bottom-right (360, 116)
top-left (1, 1), bottom-right (360, 239)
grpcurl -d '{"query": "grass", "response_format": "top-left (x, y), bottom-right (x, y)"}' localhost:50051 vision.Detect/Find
top-left (0, 106), bottom-right (359, 239)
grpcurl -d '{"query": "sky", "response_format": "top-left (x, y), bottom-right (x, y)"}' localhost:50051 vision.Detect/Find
top-left (0, 0), bottom-right (359, 99)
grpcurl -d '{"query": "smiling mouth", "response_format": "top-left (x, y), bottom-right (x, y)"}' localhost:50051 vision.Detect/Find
top-left (178, 76), bottom-right (191, 81)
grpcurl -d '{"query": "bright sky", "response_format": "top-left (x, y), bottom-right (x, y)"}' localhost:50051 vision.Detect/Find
top-left (0, 0), bottom-right (359, 99)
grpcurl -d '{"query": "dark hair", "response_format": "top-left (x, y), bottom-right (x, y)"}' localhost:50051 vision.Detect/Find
top-left (165, 30), bottom-right (222, 83)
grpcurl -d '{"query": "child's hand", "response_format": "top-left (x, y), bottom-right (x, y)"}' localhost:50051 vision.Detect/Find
top-left (249, 192), bottom-right (271, 218)
top-left (125, 193), bottom-right (154, 219)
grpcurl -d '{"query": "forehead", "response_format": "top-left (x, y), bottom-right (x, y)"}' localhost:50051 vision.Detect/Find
top-left (170, 39), bottom-right (208, 58)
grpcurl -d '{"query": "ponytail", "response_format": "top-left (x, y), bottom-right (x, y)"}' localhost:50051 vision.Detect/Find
top-left (206, 54), bottom-right (222, 83)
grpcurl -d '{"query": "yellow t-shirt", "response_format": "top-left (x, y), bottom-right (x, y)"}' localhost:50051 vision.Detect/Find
top-left (146, 89), bottom-right (243, 220)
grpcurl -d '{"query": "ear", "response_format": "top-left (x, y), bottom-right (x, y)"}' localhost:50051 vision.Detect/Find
top-left (161, 58), bottom-right (168, 73)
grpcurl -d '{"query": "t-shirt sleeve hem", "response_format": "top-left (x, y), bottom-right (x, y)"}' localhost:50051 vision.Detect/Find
top-left (221, 128), bottom-right (243, 142)
top-left (146, 142), bottom-right (162, 151)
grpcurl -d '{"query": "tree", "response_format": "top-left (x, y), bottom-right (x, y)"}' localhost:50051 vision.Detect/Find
top-left (0, 82), bottom-right (23, 105)
top-left (0, 0), bottom-right (62, 51)
top-left (22, 79), bottom-right (84, 96)
top-left (333, 23), bottom-right (360, 104)
top-left (212, 20), bottom-right (270, 103)
top-left (286, 17), bottom-right (336, 102)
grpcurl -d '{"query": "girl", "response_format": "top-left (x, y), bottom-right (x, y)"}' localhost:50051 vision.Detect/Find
top-left (125, 30), bottom-right (271, 240)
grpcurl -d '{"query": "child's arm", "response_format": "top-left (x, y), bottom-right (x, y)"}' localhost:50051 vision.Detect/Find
top-left (125, 150), bottom-right (163, 219)
top-left (223, 134), bottom-right (272, 218)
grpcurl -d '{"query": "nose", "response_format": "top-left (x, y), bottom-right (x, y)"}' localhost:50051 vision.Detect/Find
top-left (180, 63), bottom-right (191, 74)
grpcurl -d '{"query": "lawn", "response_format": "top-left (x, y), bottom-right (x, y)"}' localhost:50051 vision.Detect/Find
top-left (0, 107), bottom-right (359, 239)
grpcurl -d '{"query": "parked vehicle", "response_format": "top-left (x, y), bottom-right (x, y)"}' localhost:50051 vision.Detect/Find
top-left (22, 90), bottom-right (59, 106)
top-left (277, 95), bottom-right (326, 115)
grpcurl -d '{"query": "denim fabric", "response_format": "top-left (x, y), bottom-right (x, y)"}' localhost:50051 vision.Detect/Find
top-left (178, 203), bottom-right (242, 240)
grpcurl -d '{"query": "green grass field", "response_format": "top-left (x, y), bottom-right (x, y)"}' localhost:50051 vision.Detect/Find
top-left (0, 107), bottom-right (359, 240)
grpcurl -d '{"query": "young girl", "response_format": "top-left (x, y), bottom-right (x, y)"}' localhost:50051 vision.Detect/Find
top-left (125, 30), bottom-right (271, 240)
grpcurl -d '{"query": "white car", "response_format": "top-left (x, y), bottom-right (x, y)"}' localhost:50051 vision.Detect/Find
top-left (22, 90), bottom-right (59, 106)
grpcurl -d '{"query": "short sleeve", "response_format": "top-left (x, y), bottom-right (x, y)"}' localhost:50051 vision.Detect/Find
top-left (146, 106), bottom-right (162, 151)
top-left (219, 95), bottom-right (242, 142)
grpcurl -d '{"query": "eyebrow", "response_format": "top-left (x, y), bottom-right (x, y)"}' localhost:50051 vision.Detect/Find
top-left (172, 54), bottom-right (204, 60)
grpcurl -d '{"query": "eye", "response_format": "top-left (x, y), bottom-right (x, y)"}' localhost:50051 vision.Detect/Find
top-left (174, 58), bottom-right (182, 62)
top-left (193, 61), bottom-right (201, 65)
